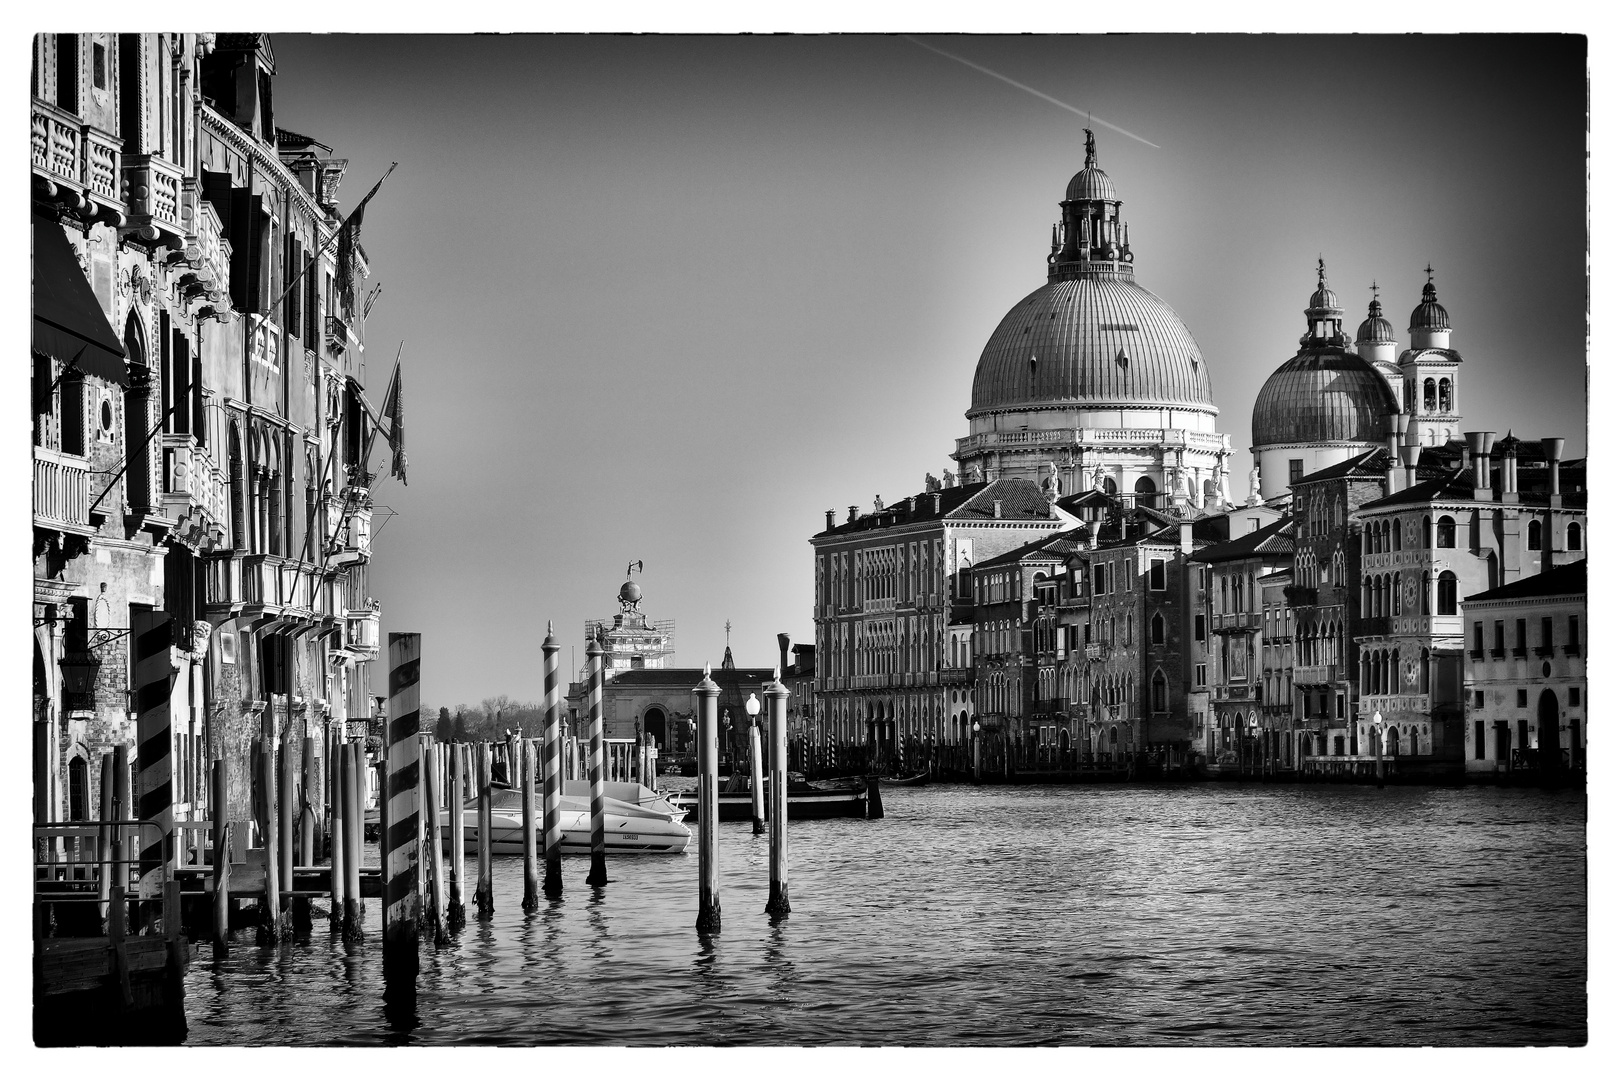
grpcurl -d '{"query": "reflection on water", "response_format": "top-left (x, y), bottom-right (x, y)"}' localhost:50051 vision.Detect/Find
top-left (184, 784), bottom-right (1586, 1046)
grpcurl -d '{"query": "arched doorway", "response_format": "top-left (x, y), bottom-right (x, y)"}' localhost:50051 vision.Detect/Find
top-left (643, 705), bottom-right (667, 749)
top-left (1537, 688), bottom-right (1561, 769)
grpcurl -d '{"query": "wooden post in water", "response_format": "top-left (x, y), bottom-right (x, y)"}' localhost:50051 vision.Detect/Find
top-left (475, 742), bottom-right (494, 917)
top-left (329, 731), bottom-right (345, 934)
top-left (521, 737), bottom-right (539, 910)
top-left (765, 673), bottom-right (792, 916)
top-left (414, 735), bottom-right (430, 930)
top-left (294, 736), bottom-right (315, 933)
top-left (211, 760), bottom-right (230, 955)
top-left (342, 742), bottom-right (363, 940)
top-left (542, 625), bottom-right (564, 898)
top-left (131, 609), bottom-right (174, 933)
top-left (422, 741), bottom-right (447, 947)
top-left (694, 664), bottom-right (722, 933)
top-left (279, 735), bottom-right (297, 931)
top-left (585, 639), bottom-right (608, 887)
top-left (748, 716), bottom-right (766, 835)
top-left (259, 736), bottom-right (283, 945)
top-left (97, 750), bottom-right (115, 931)
top-left (447, 741), bottom-right (467, 929)
top-left (384, 632), bottom-right (423, 1004)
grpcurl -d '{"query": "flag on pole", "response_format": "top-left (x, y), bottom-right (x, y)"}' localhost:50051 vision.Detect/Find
top-left (335, 162), bottom-right (397, 318)
top-left (379, 359), bottom-right (408, 486)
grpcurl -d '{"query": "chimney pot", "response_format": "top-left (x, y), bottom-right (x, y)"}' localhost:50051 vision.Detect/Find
top-left (992, 500), bottom-right (1002, 519)
top-left (848, 505), bottom-right (858, 523)
top-left (1542, 437), bottom-right (1564, 498)
top-left (825, 509), bottom-right (836, 531)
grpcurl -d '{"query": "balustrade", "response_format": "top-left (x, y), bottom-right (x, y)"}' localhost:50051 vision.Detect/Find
top-left (33, 447), bottom-right (92, 532)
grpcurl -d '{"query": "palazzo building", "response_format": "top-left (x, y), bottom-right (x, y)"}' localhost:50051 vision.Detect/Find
top-left (32, 33), bottom-right (388, 842)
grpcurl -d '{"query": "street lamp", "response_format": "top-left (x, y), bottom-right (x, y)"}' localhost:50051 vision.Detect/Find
top-left (744, 693), bottom-right (764, 832)
top-left (1372, 709), bottom-right (1385, 789)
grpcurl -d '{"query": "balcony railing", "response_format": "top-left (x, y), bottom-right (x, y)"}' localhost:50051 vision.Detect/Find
top-left (345, 604), bottom-right (381, 656)
top-left (161, 434), bottom-right (229, 545)
top-left (1355, 616), bottom-right (1392, 638)
top-left (31, 98), bottom-right (123, 213)
top-left (325, 314), bottom-right (350, 353)
top-left (33, 447), bottom-right (92, 534)
top-left (1294, 664), bottom-right (1338, 686)
top-left (122, 154), bottom-right (186, 242)
top-left (1211, 610), bottom-right (1262, 633)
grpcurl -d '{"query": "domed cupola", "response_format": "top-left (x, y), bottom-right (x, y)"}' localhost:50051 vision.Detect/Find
top-left (1047, 129), bottom-right (1135, 276)
top-left (1355, 285), bottom-right (1397, 346)
top-left (1249, 263), bottom-right (1400, 498)
top-left (1407, 265), bottom-right (1453, 350)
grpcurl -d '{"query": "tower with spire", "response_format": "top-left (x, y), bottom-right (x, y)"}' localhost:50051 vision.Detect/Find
top-left (1398, 266), bottom-right (1463, 446)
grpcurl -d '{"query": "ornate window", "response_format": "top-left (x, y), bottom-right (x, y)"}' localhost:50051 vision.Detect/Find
top-left (1435, 515), bottom-right (1456, 548)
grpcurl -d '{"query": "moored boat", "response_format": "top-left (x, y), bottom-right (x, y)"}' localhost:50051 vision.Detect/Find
top-left (879, 771), bottom-right (930, 787)
top-left (369, 779), bottom-right (691, 854)
top-left (668, 778), bottom-right (866, 821)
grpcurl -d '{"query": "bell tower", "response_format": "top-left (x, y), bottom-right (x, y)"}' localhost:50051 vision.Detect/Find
top-left (1399, 267), bottom-right (1463, 446)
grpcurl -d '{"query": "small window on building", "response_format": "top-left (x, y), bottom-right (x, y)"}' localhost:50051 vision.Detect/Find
top-left (1568, 615), bottom-right (1580, 651)
top-left (92, 41), bottom-right (106, 90)
top-left (1568, 522), bottom-right (1582, 550)
top-left (1474, 690), bottom-right (1485, 708)
top-left (1150, 612), bottom-right (1165, 645)
top-left (1288, 459), bottom-right (1303, 485)
top-left (1516, 688), bottom-right (1528, 709)
top-left (1195, 614), bottom-right (1206, 642)
top-left (1474, 720), bottom-right (1485, 760)
top-left (1569, 687), bottom-right (1581, 707)
top-left (1438, 571), bottom-right (1458, 615)
top-left (1149, 558), bottom-right (1166, 591)
top-left (1436, 516), bottom-right (1456, 548)
top-left (1528, 520), bottom-right (1542, 550)
top-left (1195, 663), bottom-right (1207, 686)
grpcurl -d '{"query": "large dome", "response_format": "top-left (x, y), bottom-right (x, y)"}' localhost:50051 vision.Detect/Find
top-left (1251, 350), bottom-right (1399, 447)
top-left (968, 276), bottom-right (1215, 418)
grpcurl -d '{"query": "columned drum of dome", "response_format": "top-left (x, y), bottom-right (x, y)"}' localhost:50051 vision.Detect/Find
top-left (1251, 262), bottom-right (1400, 500)
top-left (1397, 269), bottom-right (1464, 448)
top-left (954, 131), bottom-right (1233, 511)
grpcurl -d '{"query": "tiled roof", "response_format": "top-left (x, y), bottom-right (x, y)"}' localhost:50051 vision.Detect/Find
top-left (1188, 517), bottom-right (1295, 564)
top-left (814, 478), bottom-right (1065, 538)
top-left (1463, 560), bottom-right (1585, 604)
top-left (976, 528), bottom-right (1092, 569)
top-left (1356, 468), bottom-right (1474, 510)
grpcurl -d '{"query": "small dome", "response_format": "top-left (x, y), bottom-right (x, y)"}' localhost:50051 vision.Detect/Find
top-left (1409, 279), bottom-right (1450, 331)
top-left (1252, 349), bottom-right (1400, 448)
top-left (619, 580), bottom-right (642, 604)
top-left (1066, 166), bottom-right (1117, 203)
top-left (1306, 258), bottom-right (1341, 315)
top-left (1356, 297), bottom-right (1396, 344)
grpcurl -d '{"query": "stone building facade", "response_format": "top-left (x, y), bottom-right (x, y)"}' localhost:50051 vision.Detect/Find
top-left (32, 33), bottom-right (387, 842)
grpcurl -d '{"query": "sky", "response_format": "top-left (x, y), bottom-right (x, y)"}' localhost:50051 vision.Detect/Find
top-left (264, 33), bottom-right (1587, 708)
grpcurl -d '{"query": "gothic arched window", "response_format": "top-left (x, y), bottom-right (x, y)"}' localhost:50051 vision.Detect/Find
top-left (1151, 669), bottom-right (1168, 713)
top-left (1151, 612), bottom-right (1165, 645)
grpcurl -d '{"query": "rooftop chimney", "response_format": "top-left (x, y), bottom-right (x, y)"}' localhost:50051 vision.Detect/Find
top-left (992, 500), bottom-right (1002, 519)
top-left (905, 496), bottom-right (916, 517)
top-left (1180, 520), bottom-right (1194, 554)
top-left (777, 633), bottom-right (791, 678)
top-left (1500, 439), bottom-right (1519, 503)
top-left (825, 509), bottom-right (836, 531)
top-left (1088, 519), bottom-right (1102, 549)
top-left (1385, 413), bottom-right (1407, 493)
top-left (1401, 443), bottom-right (1421, 489)
top-left (1542, 437), bottom-right (1565, 506)
top-left (932, 492), bottom-right (942, 514)
top-left (848, 505), bottom-right (859, 524)
top-left (1466, 432), bottom-right (1496, 498)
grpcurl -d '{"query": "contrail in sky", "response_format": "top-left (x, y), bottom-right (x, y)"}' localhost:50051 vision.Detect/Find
top-left (903, 35), bottom-right (1161, 150)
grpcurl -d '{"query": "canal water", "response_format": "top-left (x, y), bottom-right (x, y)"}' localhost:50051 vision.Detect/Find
top-left (183, 783), bottom-right (1585, 1046)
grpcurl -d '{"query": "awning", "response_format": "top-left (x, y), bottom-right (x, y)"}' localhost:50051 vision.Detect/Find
top-left (32, 213), bottom-right (128, 386)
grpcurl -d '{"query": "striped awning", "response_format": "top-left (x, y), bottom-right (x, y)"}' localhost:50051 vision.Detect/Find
top-left (32, 213), bottom-right (127, 386)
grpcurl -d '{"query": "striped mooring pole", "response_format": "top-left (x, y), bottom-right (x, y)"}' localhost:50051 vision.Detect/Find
top-left (585, 638), bottom-right (608, 887)
top-left (694, 664), bottom-right (721, 933)
top-left (384, 632), bottom-right (423, 1005)
top-left (765, 672), bottom-right (791, 917)
top-left (132, 609), bottom-right (175, 932)
top-left (541, 624), bottom-right (563, 898)
top-left (446, 741), bottom-right (467, 930)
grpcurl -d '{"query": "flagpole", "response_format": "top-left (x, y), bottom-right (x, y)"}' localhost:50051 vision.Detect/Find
top-left (265, 162), bottom-right (396, 324)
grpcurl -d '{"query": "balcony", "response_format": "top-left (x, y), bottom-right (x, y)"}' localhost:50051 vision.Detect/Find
top-left (328, 497), bottom-right (372, 569)
top-left (325, 314), bottom-right (350, 354)
top-left (1355, 616), bottom-right (1392, 638)
top-left (122, 154), bottom-right (186, 245)
top-left (174, 180), bottom-right (230, 306)
top-left (31, 98), bottom-right (123, 221)
top-left (1084, 643), bottom-right (1105, 661)
top-left (344, 603), bottom-right (381, 658)
top-left (1213, 684), bottom-right (1253, 702)
top-left (1294, 664), bottom-right (1338, 686)
top-left (1284, 585), bottom-right (1318, 607)
top-left (33, 447), bottom-right (93, 535)
top-left (160, 435), bottom-right (229, 549)
top-left (1211, 610), bottom-right (1262, 634)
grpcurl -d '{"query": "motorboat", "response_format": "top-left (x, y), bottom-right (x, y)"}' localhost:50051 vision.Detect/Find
top-left (442, 779), bottom-right (690, 855)
top-left (668, 775), bottom-right (867, 821)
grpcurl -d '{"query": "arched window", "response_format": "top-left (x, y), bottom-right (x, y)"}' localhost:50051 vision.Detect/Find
top-left (1435, 515), bottom-right (1456, 548)
top-left (1423, 515), bottom-right (1433, 549)
top-left (1134, 475), bottom-right (1157, 495)
top-left (1419, 647), bottom-right (1430, 694)
top-left (1410, 728), bottom-right (1420, 756)
top-left (1392, 519), bottom-right (1402, 551)
top-left (228, 422), bottom-right (246, 552)
top-left (123, 315), bottom-right (158, 513)
top-left (1421, 571), bottom-right (1431, 615)
top-left (68, 756), bottom-right (88, 821)
top-left (1437, 571), bottom-right (1458, 615)
top-left (1423, 378), bottom-right (1436, 411)
top-left (1102, 478), bottom-right (1118, 495)
top-left (1150, 612), bottom-right (1165, 645)
top-left (1386, 727), bottom-right (1398, 756)
top-left (1568, 522), bottom-right (1582, 551)
top-left (1438, 378), bottom-right (1452, 413)
top-left (1151, 670), bottom-right (1168, 713)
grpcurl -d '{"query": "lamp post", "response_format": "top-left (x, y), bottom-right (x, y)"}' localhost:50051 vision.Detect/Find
top-left (1372, 709), bottom-right (1385, 789)
top-left (745, 692), bottom-right (765, 834)
top-left (972, 720), bottom-right (982, 782)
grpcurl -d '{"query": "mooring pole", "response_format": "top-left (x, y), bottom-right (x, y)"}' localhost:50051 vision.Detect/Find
top-left (279, 735), bottom-right (297, 931)
top-left (476, 742), bottom-right (494, 917)
top-left (521, 737), bottom-right (540, 910)
top-left (342, 742), bottom-right (363, 941)
top-left (97, 750), bottom-right (115, 931)
top-left (259, 736), bottom-right (283, 945)
top-left (131, 609), bottom-right (174, 933)
top-left (422, 740), bottom-right (447, 947)
top-left (447, 741), bottom-right (467, 930)
top-left (585, 639), bottom-right (608, 887)
top-left (765, 672), bottom-right (791, 916)
top-left (414, 735), bottom-right (430, 930)
top-left (294, 735), bottom-right (315, 934)
top-left (384, 632), bottom-right (423, 1005)
top-left (329, 729), bottom-right (345, 935)
top-left (694, 664), bottom-right (722, 933)
top-left (211, 759), bottom-right (229, 955)
top-left (748, 717), bottom-right (766, 836)
top-left (542, 624), bottom-right (564, 898)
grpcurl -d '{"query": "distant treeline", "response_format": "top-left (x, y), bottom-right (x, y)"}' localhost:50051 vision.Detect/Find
top-left (418, 694), bottom-right (546, 742)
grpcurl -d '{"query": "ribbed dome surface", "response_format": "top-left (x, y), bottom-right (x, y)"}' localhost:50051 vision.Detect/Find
top-left (1409, 281), bottom-right (1450, 330)
top-left (1251, 350), bottom-right (1398, 447)
top-left (1357, 310), bottom-right (1396, 344)
top-left (969, 277), bottom-right (1214, 417)
top-left (1066, 167), bottom-right (1117, 203)
top-left (1308, 285), bottom-right (1341, 313)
